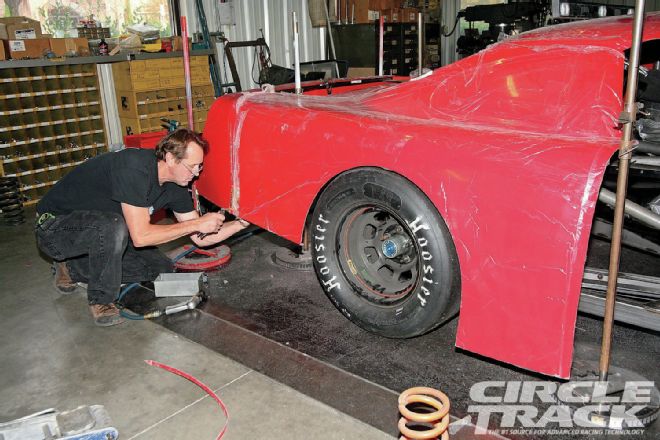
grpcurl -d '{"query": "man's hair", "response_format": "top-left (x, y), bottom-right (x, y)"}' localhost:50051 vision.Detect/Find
top-left (154, 128), bottom-right (209, 161)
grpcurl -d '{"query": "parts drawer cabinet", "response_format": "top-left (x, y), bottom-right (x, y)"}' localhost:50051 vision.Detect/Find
top-left (112, 56), bottom-right (215, 135)
top-left (0, 63), bottom-right (108, 205)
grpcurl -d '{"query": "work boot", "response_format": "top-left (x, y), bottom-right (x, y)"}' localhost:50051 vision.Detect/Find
top-left (89, 303), bottom-right (124, 327)
top-left (53, 262), bottom-right (78, 294)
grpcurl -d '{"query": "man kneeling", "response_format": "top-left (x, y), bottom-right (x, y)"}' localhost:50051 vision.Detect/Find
top-left (35, 129), bottom-right (247, 326)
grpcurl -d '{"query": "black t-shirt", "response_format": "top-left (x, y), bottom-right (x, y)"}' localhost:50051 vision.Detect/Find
top-left (37, 149), bottom-right (194, 216)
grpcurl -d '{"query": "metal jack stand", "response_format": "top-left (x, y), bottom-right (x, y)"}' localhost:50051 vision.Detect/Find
top-left (571, 0), bottom-right (660, 430)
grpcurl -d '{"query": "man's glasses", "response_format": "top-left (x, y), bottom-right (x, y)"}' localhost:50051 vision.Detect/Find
top-left (181, 162), bottom-right (203, 176)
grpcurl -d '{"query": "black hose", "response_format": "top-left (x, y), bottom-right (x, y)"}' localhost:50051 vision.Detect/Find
top-left (115, 227), bottom-right (259, 319)
top-left (442, 12), bottom-right (463, 38)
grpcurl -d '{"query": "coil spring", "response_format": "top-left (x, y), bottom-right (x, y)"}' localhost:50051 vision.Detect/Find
top-left (0, 177), bottom-right (25, 226)
top-left (398, 387), bottom-right (450, 440)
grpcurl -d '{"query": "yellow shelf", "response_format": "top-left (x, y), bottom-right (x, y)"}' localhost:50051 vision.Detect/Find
top-left (0, 101), bottom-right (100, 116)
top-left (8, 159), bottom-right (86, 178)
top-left (0, 86), bottom-right (97, 100)
top-left (136, 94), bottom-right (214, 105)
top-left (0, 130), bottom-right (104, 149)
top-left (0, 72), bottom-right (97, 83)
top-left (0, 115), bottom-right (102, 133)
top-left (21, 179), bottom-right (60, 191)
top-left (2, 143), bottom-right (105, 163)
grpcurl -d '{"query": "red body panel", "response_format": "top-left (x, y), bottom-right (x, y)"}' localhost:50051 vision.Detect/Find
top-left (197, 14), bottom-right (660, 378)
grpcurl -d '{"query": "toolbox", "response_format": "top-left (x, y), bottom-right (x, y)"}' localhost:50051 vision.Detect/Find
top-left (154, 272), bottom-right (205, 297)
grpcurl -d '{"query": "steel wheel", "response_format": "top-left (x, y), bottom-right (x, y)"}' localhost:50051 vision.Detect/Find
top-left (339, 207), bottom-right (419, 304)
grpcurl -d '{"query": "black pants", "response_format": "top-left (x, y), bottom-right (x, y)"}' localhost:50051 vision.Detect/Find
top-left (35, 210), bottom-right (173, 304)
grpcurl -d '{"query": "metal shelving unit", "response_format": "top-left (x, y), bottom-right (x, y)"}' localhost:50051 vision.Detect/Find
top-left (0, 49), bottom-right (214, 69)
top-left (0, 49), bottom-right (216, 205)
top-left (0, 63), bottom-right (108, 206)
top-left (382, 22), bottom-right (419, 76)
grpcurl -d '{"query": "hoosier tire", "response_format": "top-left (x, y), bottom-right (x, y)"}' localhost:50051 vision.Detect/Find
top-left (310, 168), bottom-right (461, 338)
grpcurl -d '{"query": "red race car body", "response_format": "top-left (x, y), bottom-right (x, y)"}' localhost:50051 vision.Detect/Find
top-left (197, 14), bottom-right (660, 378)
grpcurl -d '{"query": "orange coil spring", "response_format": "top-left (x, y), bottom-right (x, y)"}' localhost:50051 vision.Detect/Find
top-left (398, 387), bottom-right (450, 440)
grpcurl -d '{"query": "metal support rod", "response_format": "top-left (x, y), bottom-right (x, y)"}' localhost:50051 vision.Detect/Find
top-left (181, 16), bottom-right (194, 130)
top-left (418, 13), bottom-right (423, 76)
top-left (378, 16), bottom-right (384, 76)
top-left (599, 188), bottom-right (660, 230)
top-left (324, 0), bottom-right (340, 78)
top-left (599, 0), bottom-right (646, 382)
top-left (293, 12), bottom-right (302, 94)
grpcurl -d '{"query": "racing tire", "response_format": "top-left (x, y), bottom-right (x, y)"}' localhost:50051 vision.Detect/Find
top-left (310, 168), bottom-right (461, 338)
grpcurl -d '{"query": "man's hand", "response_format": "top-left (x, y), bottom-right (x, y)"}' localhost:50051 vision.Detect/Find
top-left (196, 212), bottom-right (225, 234)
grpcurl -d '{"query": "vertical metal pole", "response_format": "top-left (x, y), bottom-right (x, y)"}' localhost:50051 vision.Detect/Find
top-left (263, 0), bottom-right (270, 47)
top-left (181, 16), bottom-right (194, 130)
top-left (293, 12), bottom-right (302, 94)
top-left (378, 15), bottom-right (384, 76)
top-left (324, 0), bottom-right (340, 78)
top-left (599, 0), bottom-right (646, 382)
top-left (417, 12), bottom-right (423, 76)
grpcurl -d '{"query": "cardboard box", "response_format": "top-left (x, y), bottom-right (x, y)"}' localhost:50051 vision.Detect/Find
top-left (382, 8), bottom-right (400, 22)
top-left (369, 0), bottom-right (398, 9)
top-left (401, 8), bottom-right (419, 22)
top-left (369, 0), bottom-right (383, 9)
top-left (4, 38), bottom-right (50, 59)
top-left (343, 0), bottom-right (379, 24)
top-left (353, 0), bottom-right (368, 23)
top-left (48, 38), bottom-right (90, 57)
top-left (368, 10), bottom-right (380, 21)
top-left (0, 42), bottom-right (6, 61)
top-left (347, 67), bottom-right (376, 77)
top-left (171, 36), bottom-right (192, 52)
top-left (0, 16), bottom-right (42, 40)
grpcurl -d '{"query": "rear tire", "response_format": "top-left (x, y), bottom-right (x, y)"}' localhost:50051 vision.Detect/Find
top-left (310, 169), bottom-right (461, 338)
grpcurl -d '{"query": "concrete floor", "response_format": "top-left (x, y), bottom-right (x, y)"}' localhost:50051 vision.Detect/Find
top-left (0, 206), bottom-right (394, 440)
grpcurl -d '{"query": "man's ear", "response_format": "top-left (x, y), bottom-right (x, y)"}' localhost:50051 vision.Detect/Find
top-left (164, 152), bottom-right (178, 166)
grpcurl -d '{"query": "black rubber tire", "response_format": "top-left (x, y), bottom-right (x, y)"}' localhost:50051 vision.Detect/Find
top-left (310, 168), bottom-right (461, 338)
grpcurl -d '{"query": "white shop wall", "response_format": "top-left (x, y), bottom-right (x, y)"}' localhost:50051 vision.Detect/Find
top-left (103, 0), bottom-right (326, 149)
top-left (180, 0), bottom-right (326, 92)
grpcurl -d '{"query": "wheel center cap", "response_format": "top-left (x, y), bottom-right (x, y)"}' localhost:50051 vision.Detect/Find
top-left (382, 235), bottom-right (410, 259)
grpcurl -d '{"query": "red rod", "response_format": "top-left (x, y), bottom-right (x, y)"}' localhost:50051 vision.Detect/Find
top-left (180, 16), bottom-right (195, 130)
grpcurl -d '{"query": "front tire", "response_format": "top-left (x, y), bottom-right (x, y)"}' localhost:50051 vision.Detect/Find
top-left (310, 169), bottom-right (461, 338)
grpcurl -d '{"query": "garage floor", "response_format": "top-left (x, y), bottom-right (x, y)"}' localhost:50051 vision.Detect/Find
top-left (0, 206), bottom-right (392, 440)
top-left (2, 206), bottom-right (658, 440)
top-left (147, 229), bottom-right (659, 440)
